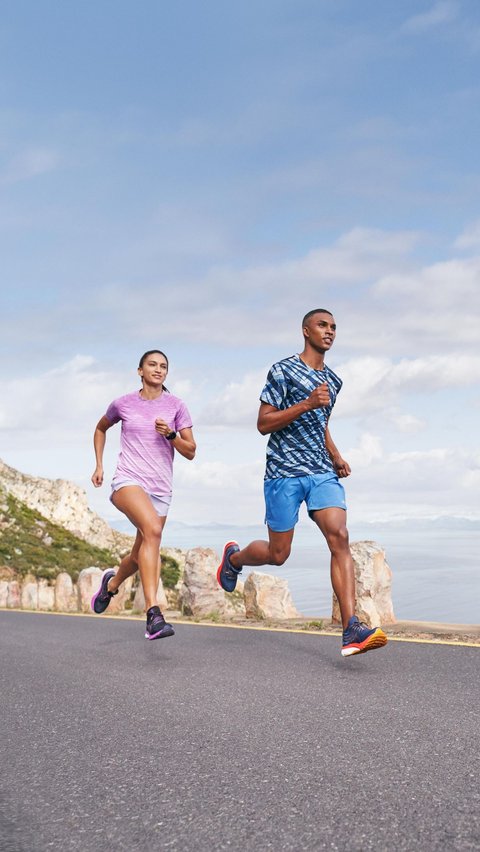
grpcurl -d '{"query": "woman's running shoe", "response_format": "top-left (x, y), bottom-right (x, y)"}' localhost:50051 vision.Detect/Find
top-left (145, 606), bottom-right (175, 640)
top-left (341, 616), bottom-right (387, 657)
top-left (217, 541), bottom-right (241, 592)
top-left (91, 569), bottom-right (118, 614)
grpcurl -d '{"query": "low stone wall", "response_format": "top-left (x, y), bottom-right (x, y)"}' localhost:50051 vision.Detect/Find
top-left (0, 542), bottom-right (396, 626)
top-left (0, 568), bottom-right (131, 613)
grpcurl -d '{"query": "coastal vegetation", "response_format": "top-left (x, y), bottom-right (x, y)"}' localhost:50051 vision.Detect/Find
top-left (0, 487), bottom-right (181, 588)
top-left (0, 490), bottom-right (115, 582)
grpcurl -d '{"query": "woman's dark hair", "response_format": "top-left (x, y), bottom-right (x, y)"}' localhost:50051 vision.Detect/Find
top-left (138, 350), bottom-right (169, 392)
top-left (138, 349), bottom-right (169, 369)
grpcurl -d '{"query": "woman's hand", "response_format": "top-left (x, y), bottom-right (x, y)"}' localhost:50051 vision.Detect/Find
top-left (154, 418), bottom-right (173, 437)
top-left (91, 466), bottom-right (104, 487)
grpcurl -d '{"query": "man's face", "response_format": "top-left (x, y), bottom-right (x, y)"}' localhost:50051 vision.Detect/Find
top-left (304, 312), bottom-right (336, 351)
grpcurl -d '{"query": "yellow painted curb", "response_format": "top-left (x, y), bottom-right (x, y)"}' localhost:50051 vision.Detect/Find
top-left (2, 608), bottom-right (479, 648)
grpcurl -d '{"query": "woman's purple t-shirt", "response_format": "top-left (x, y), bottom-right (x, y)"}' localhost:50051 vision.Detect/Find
top-left (105, 390), bottom-right (193, 495)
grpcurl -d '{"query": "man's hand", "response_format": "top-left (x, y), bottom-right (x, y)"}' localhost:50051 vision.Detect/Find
top-left (307, 383), bottom-right (330, 410)
top-left (91, 466), bottom-right (104, 487)
top-left (332, 455), bottom-right (351, 478)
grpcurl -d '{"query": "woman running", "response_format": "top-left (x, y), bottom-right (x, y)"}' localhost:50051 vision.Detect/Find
top-left (90, 349), bottom-right (196, 640)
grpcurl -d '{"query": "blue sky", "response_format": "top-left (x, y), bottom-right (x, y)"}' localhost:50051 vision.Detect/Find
top-left (1, 0), bottom-right (479, 527)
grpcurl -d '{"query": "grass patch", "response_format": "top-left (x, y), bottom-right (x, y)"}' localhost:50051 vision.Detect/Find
top-left (204, 610), bottom-right (222, 623)
top-left (304, 620), bottom-right (324, 631)
top-left (0, 491), bottom-right (115, 582)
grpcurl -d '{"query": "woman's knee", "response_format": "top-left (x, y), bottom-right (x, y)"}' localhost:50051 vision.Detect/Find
top-left (141, 518), bottom-right (164, 540)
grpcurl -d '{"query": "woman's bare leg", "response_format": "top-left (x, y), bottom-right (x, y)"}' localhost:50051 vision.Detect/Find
top-left (107, 530), bottom-right (142, 592)
top-left (110, 486), bottom-right (167, 610)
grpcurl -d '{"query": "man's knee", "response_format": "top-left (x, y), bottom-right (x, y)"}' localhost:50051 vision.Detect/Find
top-left (269, 546), bottom-right (291, 566)
top-left (325, 525), bottom-right (349, 551)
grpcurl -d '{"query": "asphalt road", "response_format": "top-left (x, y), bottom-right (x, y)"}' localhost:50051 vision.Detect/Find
top-left (1, 611), bottom-right (479, 852)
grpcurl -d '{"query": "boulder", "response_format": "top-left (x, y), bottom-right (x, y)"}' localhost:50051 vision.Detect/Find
top-left (161, 547), bottom-right (186, 610)
top-left (243, 572), bottom-right (301, 620)
top-left (37, 579), bottom-right (55, 611)
top-left (7, 580), bottom-right (21, 608)
top-left (132, 575), bottom-right (168, 613)
top-left (107, 575), bottom-right (133, 614)
top-left (55, 572), bottom-right (78, 612)
top-left (179, 547), bottom-right (245, 618)
top-left (77, 566), bottom-right (103, 613)
top-left (332, 540), bottom-right (396, 627)
top-left (21, 580), bottom-right (38, 610)
top-left (0, 580), bottom-right (8, 607)
top-left (77, 566), bottom-right (130, 613)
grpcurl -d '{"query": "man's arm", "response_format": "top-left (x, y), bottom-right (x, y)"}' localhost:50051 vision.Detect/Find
top-left (325, 424), bottom-right (351, 478)
top-left (257, 383), bottom-right (330, 435)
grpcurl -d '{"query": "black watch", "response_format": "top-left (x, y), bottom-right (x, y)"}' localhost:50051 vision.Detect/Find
top-left (166, 430), bottom-right (177, 441)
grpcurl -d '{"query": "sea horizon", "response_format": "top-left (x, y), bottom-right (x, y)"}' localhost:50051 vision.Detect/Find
top-left (110, 516), bottom-right (480, 625)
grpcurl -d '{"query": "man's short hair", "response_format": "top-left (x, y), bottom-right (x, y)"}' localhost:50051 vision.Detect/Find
top-left (302, 308), bottom-right (333, 327)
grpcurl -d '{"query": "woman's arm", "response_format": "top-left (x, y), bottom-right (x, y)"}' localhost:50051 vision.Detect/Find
top-left (155, 419), bottom-right (196, 460)
top-left (91, 415), bottom-right (113, 487)
top-left (169, 427), bottom-right (196, 461)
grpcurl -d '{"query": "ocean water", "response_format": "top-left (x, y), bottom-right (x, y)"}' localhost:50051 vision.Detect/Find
top-left (114, 519), bottom-right (480, 625)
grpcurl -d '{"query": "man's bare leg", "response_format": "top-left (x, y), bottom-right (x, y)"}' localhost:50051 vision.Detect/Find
top-left (230, 528), bottom-right (295, 569)
top-left (311, 507), bottom-right (355, 629)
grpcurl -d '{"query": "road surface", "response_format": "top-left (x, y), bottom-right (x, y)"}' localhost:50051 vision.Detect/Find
top-left (1, 610), bottom-right (479, 851)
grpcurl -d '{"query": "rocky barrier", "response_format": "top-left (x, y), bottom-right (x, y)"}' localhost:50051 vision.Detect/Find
top-left (0, 542), bottom-right (396, 625)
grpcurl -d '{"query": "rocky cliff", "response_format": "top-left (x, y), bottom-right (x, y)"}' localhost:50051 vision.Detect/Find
top-left (0, 458), bottom-right (132, 558)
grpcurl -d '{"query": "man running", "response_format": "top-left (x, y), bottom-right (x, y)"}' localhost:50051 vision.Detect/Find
top-left (217, 309), bottom-right (387, 657)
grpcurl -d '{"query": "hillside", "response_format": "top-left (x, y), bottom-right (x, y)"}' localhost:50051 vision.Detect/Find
top-left (0, 487), bottom-right (117, 582)
top-left (0, 458), bottom-right (132, 558)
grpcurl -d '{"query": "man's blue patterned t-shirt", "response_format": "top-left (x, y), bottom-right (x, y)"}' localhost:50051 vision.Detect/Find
top-left (259, 354), bottom-right (342, 480)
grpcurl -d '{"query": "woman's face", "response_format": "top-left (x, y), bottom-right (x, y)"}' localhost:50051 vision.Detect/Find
top-left (138, 353), bottom-right (168, 386)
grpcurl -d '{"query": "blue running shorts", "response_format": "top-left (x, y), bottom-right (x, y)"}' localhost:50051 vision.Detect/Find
top-left (264, 473), bottom-right (347, 532)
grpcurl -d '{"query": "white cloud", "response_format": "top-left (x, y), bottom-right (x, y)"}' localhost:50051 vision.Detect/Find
top-left (6, 225), bottom-right (479, 361)
top-left (454, 219), bottom-right (480, 250)
top-left (344, 433), bottom-right (383, 468)
top-left (75, 226), bottom-right (420, 351)
top-left (198, 369), bottom-right (267, 427)
top-left (0, 356), bottom-right (126, 433)
top-left (172, 439), bottom-right (480, 524)
top-left (372, 256), bottom-right (480, 351)
top-left (323, 354), bottom-right (480, 419)
top-left (0, 147), bottom-right (58, 185)
top-left (176, 459), bottom-right (264, 493)
top-left (344, 439), bottom-right (479, 522)
top-left (387, 412), bottom-right (426, 433)
top-left (402, 2), bottom-right (458, 34)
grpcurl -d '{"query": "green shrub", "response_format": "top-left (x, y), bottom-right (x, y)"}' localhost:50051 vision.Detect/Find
top-left (305, 620), bottom-right (324, 631)
top-left (160, 553), bottom-right (181, 588)
top-left (0, 491), bottom-right (115, 581)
